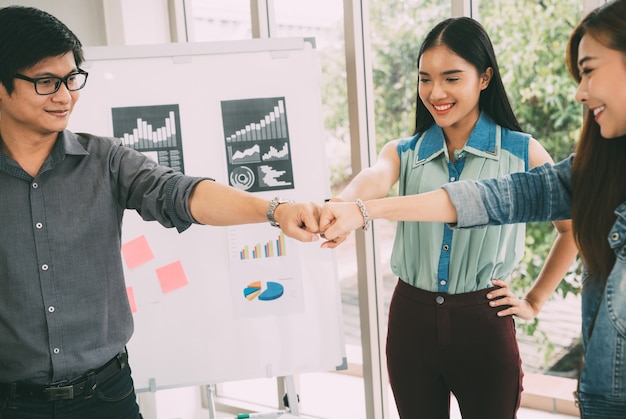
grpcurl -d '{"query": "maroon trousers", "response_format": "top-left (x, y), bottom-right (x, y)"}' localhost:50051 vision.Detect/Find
top-left (386, 279), bottom-right (523, 419)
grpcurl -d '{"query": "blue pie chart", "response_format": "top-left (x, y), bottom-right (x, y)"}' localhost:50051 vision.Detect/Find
top-left (243, 281), bottom-right (284, 301)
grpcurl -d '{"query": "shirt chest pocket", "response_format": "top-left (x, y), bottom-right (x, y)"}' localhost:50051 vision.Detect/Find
top-left (605, 213), bottom-right (626, 338)
top-left (609, 212), bottom-right (626, 262)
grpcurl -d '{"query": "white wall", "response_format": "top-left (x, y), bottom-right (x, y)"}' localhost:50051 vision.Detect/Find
top-left (0, 0), bottom-right (175, 46)
top-left (0, 0), bottom-right (107, 45)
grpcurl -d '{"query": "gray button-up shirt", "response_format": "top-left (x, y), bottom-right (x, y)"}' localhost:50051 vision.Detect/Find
top-left (0, 130), bottom-right (205, 384)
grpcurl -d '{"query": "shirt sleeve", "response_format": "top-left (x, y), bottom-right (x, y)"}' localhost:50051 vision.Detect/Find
top-left (109, 139), bottom-right (210, 233)
top-left (442, 155), bottom-right (573, 229)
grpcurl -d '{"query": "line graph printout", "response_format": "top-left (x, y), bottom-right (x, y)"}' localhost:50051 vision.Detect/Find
top-left (221, 97), bottom-right (294, 193)
top-left (112, 104), bottom-right (185, 173)
top-left (227, 224), bottom-right (304, 318)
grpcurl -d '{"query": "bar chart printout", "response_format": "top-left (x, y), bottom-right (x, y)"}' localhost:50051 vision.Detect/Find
top-left (221, 97), bottom-right (295, 193)
top-left (112, 104), bottom-right (185, 173)
top-left (227, 224), bottom-right (305, 318)
top-left (239, 231), bottom-right (287, 260)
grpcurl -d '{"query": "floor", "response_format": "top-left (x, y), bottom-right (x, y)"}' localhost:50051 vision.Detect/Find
top-left (142, 369), bottom-right (579, 419)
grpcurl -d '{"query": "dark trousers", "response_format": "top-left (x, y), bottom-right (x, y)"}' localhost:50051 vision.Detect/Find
top-left (0, 360), bottom-right (142, 419)
top-left (386, 279), bottom-right (523, 419)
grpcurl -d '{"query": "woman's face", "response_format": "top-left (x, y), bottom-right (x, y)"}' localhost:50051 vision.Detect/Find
top-left (575, 34), bottom-right (626, 139)
top-left (418, 45), bottom-right (491, 133)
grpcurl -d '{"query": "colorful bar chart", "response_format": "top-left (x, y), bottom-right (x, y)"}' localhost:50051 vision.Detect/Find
top-left (239, 231), bottom-right (287, 260)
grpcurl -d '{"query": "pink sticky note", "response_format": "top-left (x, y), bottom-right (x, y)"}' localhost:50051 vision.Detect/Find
top-left (121, 235), bottom-right (154, 269)
top-left (156, 260), bottom-right (188, 294)
top-left (127, 286), bottom-right (137, 313)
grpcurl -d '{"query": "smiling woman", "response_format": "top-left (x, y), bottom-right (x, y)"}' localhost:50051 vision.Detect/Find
top-left (574, 35), bottom-right (626, 139)
top-left (319, 2), bottom-right (626, 418)
top-left (319, 16), bottom-right (578, 419)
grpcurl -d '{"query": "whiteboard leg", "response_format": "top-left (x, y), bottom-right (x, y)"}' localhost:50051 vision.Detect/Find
top-left (137, 391), bottom-right (157, 419)
top-left (283, 375), bottom-right (300, 416)
top-left (205, 384), bottom-right (217, 419)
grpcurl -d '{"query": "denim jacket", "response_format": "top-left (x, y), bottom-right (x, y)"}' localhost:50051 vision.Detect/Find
top-left (443, 154), bottom-right (626, 402)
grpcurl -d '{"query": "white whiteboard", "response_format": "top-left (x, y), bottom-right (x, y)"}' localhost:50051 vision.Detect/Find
top-left (68, 38), bottom-right (346, 392)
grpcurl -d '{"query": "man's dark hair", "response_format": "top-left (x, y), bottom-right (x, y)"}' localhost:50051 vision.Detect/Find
top-left (0, 6), bottom-right (84, 93)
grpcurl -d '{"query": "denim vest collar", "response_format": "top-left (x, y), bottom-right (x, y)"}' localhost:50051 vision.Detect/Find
top-left (414, 112), bottom-right (500, 167)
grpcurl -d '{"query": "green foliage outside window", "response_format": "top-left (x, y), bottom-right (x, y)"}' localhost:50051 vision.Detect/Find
top-left (478, 0), bottom-right (583, 315)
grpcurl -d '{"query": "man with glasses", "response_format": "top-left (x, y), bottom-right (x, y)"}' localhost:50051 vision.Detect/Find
top-left (0, 6), bottom-right (320, 419)
top-left (13, 70), bottom-right (89, 96)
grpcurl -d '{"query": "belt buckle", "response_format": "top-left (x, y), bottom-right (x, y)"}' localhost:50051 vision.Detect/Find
top-left (43, 385), bottom-right (74, 401)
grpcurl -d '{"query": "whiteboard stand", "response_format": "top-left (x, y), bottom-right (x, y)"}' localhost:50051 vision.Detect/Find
top-left (200, 377), bottom-right (298, 418)
top-left (205, 384), bottom-right (217, 419)
top-left (278, 375), bottom-right (300, 416)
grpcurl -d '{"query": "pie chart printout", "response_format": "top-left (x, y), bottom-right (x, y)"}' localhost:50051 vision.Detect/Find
top-left (244, 281), bottom-right (285, 301)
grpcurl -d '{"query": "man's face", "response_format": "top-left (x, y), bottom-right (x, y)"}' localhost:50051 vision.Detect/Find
top-left (0, 52), bottom-right (80, 139)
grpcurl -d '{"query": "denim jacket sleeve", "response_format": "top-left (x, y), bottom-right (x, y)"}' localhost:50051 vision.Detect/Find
top-left (442, 154), bottom-right (574, 229)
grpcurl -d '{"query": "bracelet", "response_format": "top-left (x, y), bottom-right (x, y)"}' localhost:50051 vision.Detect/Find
top-left (355, 198), bottom-right (371, 231)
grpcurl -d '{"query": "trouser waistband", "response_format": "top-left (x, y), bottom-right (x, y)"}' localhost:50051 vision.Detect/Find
top-left (396, 278), bottom-right (500, 307)
top-left (0, 351), bottom-right (128, 401)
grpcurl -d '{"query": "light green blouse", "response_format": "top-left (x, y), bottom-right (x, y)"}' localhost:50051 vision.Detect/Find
top-left (390, 113), bottom-right (530, 294)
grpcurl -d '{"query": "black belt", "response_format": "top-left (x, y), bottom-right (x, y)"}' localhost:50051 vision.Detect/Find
top-left (0, 351), bottom-right (128, 401)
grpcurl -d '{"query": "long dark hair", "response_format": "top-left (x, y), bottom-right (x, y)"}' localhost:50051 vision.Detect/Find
top-left (414, 17), bottom-right (521, 135)
top-left (567, 0), bottom-right (626, 280)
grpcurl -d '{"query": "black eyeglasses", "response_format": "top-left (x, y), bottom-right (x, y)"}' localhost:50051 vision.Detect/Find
top-left (14, 69), bottom-right (89, 95)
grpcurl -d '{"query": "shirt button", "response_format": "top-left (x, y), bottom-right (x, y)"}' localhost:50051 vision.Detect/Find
top-left (436, 296), bottom-right (445, 305)
top-left (450, 177), bottom-right (456, 181)
top-left (443, 245), bottom-right (449, 251)
top-left (611, 232), bottom-right (619, 241)
top-left (48, 306), bottom-right (55, 313)
top-left (32, 182), bottom-right (38, 189)
top-left (42, 264), bottom-right (49, 271)
top-left (36, 222), bottom-right (43, 229)
top-left (440, 280), bottom-right (447, 286)
top-left (53, 348), bottom-right (60, 354)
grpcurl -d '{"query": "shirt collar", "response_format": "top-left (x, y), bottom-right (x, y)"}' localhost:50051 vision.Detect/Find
top-left (415, 112), bottom-right (500, 166)
top-left (59, 130), bottom-right (90, 156)
top-left (47, 130), bottom-right (89, 166)
top-left (0, 130), bottom-right (89, 177)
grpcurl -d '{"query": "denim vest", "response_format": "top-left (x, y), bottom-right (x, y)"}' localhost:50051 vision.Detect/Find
top-left (444, 155), bottom-right (626, 403)
top-left (391, 113), bottom-right (530, 293)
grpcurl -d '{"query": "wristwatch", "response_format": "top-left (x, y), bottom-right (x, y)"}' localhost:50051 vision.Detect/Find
top-left (267, 197), bottom-right (294, 227)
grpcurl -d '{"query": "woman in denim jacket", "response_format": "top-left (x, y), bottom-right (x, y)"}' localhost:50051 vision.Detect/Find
top-left (320, 1), bottom-right (626, 417)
